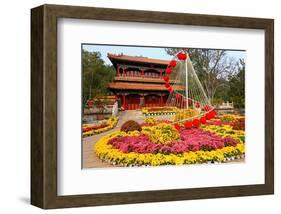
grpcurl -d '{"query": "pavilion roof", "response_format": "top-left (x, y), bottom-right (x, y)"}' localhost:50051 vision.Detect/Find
top-left (108, 82), bottom-right (184, 91)
top-left (114, 76), bottom-right (180, 84)
top-left (107, 53), bottom-right (170, 66)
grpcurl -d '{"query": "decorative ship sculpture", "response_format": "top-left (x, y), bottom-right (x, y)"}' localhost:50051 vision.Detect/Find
top-left (163, 51), bottom-right (216, 126)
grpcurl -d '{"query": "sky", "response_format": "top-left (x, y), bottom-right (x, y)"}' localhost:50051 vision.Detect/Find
top-left (82, 44), bottom-right (246, 65)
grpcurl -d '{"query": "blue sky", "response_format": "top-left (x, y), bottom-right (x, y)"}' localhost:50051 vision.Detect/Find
top-left (82, 44), bottom-right (246, 65)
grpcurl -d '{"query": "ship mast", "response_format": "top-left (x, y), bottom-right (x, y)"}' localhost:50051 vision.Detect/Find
top-left (185, 56), bottom-right (188, 109)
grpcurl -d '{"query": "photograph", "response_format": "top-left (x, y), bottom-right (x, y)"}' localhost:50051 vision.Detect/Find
top-left (82, 44), bottom-right (246, 169)
top-left (28, 3), bottom-right (274, 208)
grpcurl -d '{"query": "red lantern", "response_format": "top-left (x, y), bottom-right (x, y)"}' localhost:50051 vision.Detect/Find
top-left (165, 67), bottom-right (172, 74)
top-left (181, 52), bottom-right (187, 60)
top-left (168, 87), bottom-right (174, 93)
top-left (174, 123), bottom-right (181, 131)
top-left (204, 105), bottom-right (211, 111)
top-left (165, 82), bottom-right (170, 88)
top-left (200, 116), bottom-right (207, 124)
top-left (209, 110), bottom-right (217, 118)
top-left (206, 113), bottom-right (211, 120)
top-left (184, 121), bottom-right (193, 129)
top-left (192, 119), bottom-right (201, 127)
top-left (206, 111), bottom-right (215, 120)
top-left (177, 52), bottom-right (182, 60)
top-left (163, 75), bottom-right (170, 82)
top-left (195, 102), bottom-right (200, 108)
top-left (169, 60), bottom-right (177, 68)
top-left (177, 52), bottom-right (187, 60)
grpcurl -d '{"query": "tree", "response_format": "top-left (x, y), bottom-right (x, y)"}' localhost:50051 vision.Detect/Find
top-left (227, 59), bottom-right (245, 108)
top-left (82, 50), bottom-right (115, 105)
top-left (165, 48), bottom-right (236, 102)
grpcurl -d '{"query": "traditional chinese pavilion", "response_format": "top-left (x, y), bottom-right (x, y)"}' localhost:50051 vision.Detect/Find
top-left (107, 53), bottom-right (182, 110)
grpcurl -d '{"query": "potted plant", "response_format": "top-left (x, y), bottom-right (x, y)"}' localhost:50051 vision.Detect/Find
top-left (95, 98), bottom-right (107, 120)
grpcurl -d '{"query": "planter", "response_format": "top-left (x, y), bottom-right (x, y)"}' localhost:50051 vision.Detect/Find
top-left (97, 114), bottom-right (105, 120)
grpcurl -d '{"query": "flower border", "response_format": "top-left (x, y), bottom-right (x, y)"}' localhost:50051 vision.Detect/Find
top-left (142, 107), bottom-right (177, 116)
top-left (83, 116), bottom-right (119, 137)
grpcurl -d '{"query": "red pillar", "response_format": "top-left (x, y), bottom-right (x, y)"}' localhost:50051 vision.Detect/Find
top-left (122, 94), bottom-right (126, 110)
top-left (117, 66), bottom-right (120, 76)
top-left (160, 95), bottom-right (163, 106)
top-left (141, 69), bottom-right (144, 77)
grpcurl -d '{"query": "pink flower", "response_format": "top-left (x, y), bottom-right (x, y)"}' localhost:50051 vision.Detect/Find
top-left (119, 144), bottom-right (129, 153)
top-left (107, 128), bottom-right (237, 154)
top-left (223, 136), bottom-right (239, 147)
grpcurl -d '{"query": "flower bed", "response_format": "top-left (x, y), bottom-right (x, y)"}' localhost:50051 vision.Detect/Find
top-left (94, 120), bottom-right (245, 166)
top-left (140, 117), bottom-right (171, 127)
top-left (142, 107), bottom-right (177, 116)
top-left (83, 116), bottom-right (118, 137)
top-left (219, 114), bottom-right (243, 122)
top-left (201, 124), bottom-right (245, 143)
top-left (107, 128), bottom-right (239, 154)
top-left (95, 131), bottom-right (244, 166)
top-left (205, 116), bottom-right (245, 131)
top-left (174, 108), bottom-right (199, 122)
top-left (141, 123), bottom-right (180, 144)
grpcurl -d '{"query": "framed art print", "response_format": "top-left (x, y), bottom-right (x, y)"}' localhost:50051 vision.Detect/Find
top-left (31, 4), bottom-right (274, 209)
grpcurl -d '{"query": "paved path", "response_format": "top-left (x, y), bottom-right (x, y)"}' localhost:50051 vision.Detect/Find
top-left (82, 110), bottom-right (144, 168)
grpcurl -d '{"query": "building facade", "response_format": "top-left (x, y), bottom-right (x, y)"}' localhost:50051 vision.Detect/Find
top-left (107, 53), bottom-right (180, 110)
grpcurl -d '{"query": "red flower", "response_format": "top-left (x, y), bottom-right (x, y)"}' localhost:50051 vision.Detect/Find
top-left (192, 119), bottom-right (201, 127)
top-left (195, 102), bottom-right (200, 108)
top-left (200, 116), bottom-right (207, 124)
top-left (174, 123), bottom-right (181, 131)
top-left (177, 52), bottom-right (187, 60)
top-left (206, 113), bottom-right (211, 120)
top-left (184, 121), bottom-right (193, 129)
top-left (165, 67), bottom-right (172, 74)
top-left (165, 82), bottom-right (170, 88)
top-left (168, 87), bottom-right (174, 93)
top-left (163, 75), bottom-right (170, 82)
top-left (169, 60), bottom-right (177, 68)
